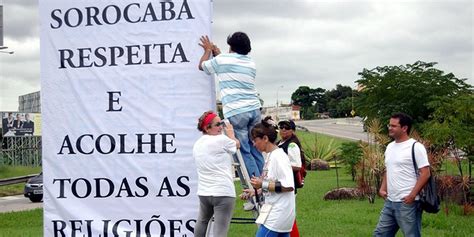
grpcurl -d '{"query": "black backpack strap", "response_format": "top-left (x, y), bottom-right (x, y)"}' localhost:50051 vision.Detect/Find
top-left (411, 141), bottom-right (419, 178)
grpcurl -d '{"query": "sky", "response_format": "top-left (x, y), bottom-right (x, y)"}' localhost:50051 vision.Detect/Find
top-left (0, 0), bottom-right (472, 111)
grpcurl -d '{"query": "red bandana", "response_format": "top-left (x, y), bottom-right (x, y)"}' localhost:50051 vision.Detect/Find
top-left (201, 113), bottom-right (217, 130)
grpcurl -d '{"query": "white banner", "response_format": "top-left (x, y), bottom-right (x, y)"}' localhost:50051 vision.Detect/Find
top-left (40, 1), bottom-right (213, 236)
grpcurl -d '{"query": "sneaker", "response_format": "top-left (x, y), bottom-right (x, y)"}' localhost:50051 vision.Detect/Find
top-left (243, 202), bottom-right (255, 211)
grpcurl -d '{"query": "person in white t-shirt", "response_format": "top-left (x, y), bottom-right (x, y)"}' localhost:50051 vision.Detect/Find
top-left (374, 113), bottom-right (431, 237)
top-left (240, 117), bottom-right (295, 237)
top-left (277, 120), bottom-right (303, 237)
top-left (193, 111), bottom-right (240, 237)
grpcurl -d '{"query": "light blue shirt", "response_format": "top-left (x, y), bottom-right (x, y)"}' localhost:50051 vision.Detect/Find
top-left (202, 53), bottom-right (261, 118)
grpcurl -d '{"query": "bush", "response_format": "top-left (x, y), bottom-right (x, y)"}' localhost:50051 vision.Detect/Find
top-left (339, 142), bottom-right (363, 181)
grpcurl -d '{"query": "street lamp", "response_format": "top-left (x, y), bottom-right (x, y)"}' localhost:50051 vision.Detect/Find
top-left (276, 85), bottom-right (284, 121)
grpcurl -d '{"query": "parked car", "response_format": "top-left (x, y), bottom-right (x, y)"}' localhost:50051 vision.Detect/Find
top-left (24, 172), bottom-right (43, 202)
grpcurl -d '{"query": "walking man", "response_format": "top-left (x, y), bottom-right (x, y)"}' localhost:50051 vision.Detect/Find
top-left (198, 32), bottom-right (264, 181)
top-left (374, 113), bottom-right (431, 237)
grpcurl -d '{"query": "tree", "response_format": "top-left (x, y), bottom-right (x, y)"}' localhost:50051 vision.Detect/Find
top-left (291, 86), bottom-right (325, 119)
top-left (325, 84), bottom-right (359, 118)
top-left (356, 61), bottom-right (471, 127)
top-left (336, 97), bottom-right (352, 117)
top-left (326, 84), bottom-right (353, 101)
top-left (422, 93), bottom-right (474, 157)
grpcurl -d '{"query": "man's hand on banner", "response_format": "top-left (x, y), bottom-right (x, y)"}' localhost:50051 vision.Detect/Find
top-left (199, 35), bottom-right (213, 52)
top-left (198, 35), bottom-right (214, 71)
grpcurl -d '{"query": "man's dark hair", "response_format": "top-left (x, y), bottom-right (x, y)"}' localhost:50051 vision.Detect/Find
top-left (391, 112), bottom-right (413, 134)
top-left (227, 32), bottom-right (251, 55)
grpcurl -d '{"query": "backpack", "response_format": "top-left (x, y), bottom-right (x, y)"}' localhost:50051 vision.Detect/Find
top-left (295, 150), bottom-right (307, 188)
top-left (278, 135), bottom-right (307, 188)
top-left (411, 142), bottom-right (440, 214)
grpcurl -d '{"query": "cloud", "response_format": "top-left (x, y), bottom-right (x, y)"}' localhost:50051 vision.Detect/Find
top-left (0, 0), bottom-right (472, 111)
top-left (2, 1), bottom-right (39, 40)
top-left (212, 0), bottom-right (473, 105)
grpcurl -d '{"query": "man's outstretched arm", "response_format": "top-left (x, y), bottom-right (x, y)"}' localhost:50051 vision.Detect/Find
top-left (198, 35), bottom-right (213, 71)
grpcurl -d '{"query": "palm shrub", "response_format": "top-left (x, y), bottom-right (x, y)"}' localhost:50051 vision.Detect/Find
top-left (302, 134), bottom-right (339, 170)
top-left (339, 141), bottom-right (363, 181)
top-left (357, 118), bottom-right (389, 203)
top-left (303, 134), bottom-right (339, 160)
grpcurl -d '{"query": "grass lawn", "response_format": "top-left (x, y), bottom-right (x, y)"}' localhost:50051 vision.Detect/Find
top-left (0, 165), bottom-right (42, 179)
top-left (1, 169), bottom-right (472, 236)
top-left (296, 130), bottom-right (353, 145)
top-left (228, 169), bottom-right (474, 237)
top-left (0, 208), bottom-right (43, 237)
top-left (0, 166), bottom-right (42, 197)
top-left (296, 130), bottom-right (353, 151)
top-left (0, 169), bottom-right (473, 236)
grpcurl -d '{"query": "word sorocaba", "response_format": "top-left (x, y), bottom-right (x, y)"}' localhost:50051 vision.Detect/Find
top-left (49, 0), bottom-right (194, 29)
top-left (48, 0), bottom-right (195, 69)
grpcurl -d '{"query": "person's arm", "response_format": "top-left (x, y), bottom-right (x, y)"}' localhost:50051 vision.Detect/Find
top-left (379, 172), bottom-right (388, 199)
top-left (224, 122), bottom-right (240, 149)
top-left (198, 35), bottom-right (213, 71)
top-left (250, 176), bottom-right (294, 193)
top-left (403, 166), bottom-right (430, 204)
top-left (287, 143), bottom-right (302, 171)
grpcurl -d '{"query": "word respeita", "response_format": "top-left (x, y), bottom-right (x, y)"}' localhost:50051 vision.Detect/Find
top-left (57, 133), bottom-right (176, 155)
top-left (58, 42), bottom-right (189, 69)
top-left (50, 0), bottom-right (194, 29)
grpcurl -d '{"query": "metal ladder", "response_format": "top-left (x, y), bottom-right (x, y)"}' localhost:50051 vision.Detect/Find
top-left (205, 145), bottom-right (261, 236)
top-left (232, 148), bottom-right (261, 216)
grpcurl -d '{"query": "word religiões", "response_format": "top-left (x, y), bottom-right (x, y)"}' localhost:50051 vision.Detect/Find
top-left (52, 214), bottom-right (195, 237)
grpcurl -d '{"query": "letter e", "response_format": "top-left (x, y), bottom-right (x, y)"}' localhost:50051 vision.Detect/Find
top-left (107, 91), bottom-right (123, 112)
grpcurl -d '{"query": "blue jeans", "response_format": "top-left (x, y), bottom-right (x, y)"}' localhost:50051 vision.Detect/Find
top-left (256, 225), bottom-right (290, 237)
top-left (373, 200), bottom-right (422, 237)
top-left (228, 109), bottom-right (264, 177)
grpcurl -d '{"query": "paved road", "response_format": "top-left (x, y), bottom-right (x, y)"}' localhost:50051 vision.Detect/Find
top-left (0, 195), bottom-right (42, 213)
top-left (295, 118), bottom-right (369, 141)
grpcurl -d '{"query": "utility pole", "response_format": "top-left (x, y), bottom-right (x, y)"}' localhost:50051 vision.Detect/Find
top-left (276, 85), bottom-right (283, 121)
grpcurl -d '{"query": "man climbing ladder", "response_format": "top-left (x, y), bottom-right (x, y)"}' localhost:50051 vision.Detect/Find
top-left (198, 32), bottom-right (265, 201)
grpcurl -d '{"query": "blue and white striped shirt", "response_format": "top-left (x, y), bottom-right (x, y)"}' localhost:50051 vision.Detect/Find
top-left (202, 53), bottom-right (261, 118)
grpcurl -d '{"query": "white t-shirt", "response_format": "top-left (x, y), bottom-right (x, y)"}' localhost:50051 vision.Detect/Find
top-left (385, 138), bottom-right (429, 202)
top-left (193, 134), bottom-right (237, 197)
top-left (277, 141), bottom-right (302, 168)
top-left (262, 148), bottom-right (295, 232)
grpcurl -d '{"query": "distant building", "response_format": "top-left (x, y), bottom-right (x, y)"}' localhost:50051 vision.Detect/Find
top-left (18, 91), bottom-right (41, 113)
top-left (290, 105), bottom-right (301, 120)
top-left (262, 105), bottom-right (300, 121)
